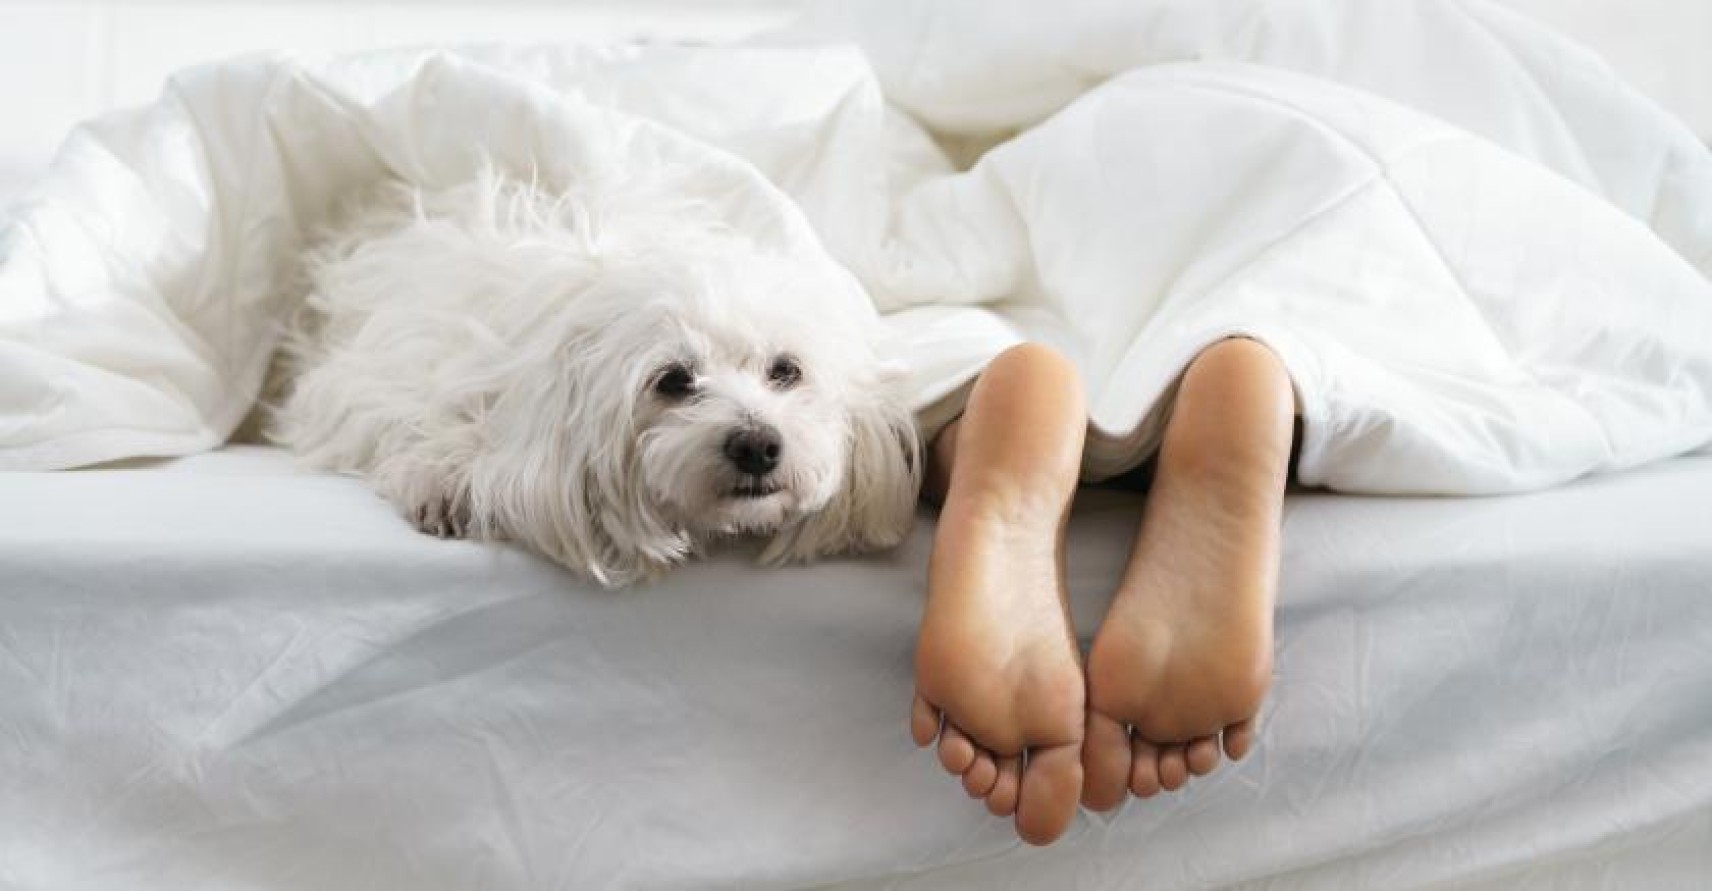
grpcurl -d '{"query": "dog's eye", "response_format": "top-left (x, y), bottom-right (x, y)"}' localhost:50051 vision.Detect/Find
top-left (767, 355), bottom-right (803, 389)
top-left (653, 364), bottom-right (697, 399)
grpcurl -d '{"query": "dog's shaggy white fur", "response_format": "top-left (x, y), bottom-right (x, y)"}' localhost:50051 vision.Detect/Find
top-left (269, 168), bottom-right (921, 586)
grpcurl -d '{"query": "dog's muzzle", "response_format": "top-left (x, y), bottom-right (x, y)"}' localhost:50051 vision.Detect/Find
top-left (723, 425), bottom-right (782, 475)
top-left (724, 425), bottom-right (784, 498)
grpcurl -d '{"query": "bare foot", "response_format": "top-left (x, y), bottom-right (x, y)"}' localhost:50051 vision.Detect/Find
top-left (1080, 338), bottom-right (1294, 809)
top-left (912, 344), bottom-right (1089, 845)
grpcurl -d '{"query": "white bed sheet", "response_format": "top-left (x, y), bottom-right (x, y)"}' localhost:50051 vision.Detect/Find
top-left (1, 446), bottom-right (1709, 889)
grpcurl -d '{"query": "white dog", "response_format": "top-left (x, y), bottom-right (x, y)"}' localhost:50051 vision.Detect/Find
top-left (269, 167), bottom-right (921, 586)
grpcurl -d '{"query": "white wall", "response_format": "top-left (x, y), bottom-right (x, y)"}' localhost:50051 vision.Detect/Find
top-left (1500, 0), bottom-right (1710, 138)
top-left (0, 1), bottom-right (1705, 198)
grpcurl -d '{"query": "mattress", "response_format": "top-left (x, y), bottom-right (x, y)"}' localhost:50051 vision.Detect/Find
top-left (1, 445), bottom-right (1709, 889)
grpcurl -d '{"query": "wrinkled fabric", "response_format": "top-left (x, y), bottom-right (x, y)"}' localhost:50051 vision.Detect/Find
top-left (5, 3), bottom-right (1712, 886)
top-left (1, 446), bottom-right (1710, 888)
top-left (3, 0), bottom-right (1712, 492)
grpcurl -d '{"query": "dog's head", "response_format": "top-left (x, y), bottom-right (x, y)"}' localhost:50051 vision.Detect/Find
top-left (465, 191), bottom-right (921, 586)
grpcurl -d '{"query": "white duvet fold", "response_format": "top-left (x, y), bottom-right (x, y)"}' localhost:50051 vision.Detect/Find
top-left (3, 0), bottom-right (1711, 494)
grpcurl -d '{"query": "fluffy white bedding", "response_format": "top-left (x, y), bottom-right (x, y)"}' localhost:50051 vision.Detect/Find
top-left (2, 0), bottom-right (1711, 493)
top-left (3, 2), bottom-right (1712, 886)
top-left (2, 446), bottom-right (1709, 888)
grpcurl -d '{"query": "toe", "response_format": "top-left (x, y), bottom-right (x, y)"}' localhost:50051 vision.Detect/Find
top-left (1157, 744), bottom-right (1189, 792)
top-left (1016, 743), bottom-right (1083, 845)
top-left (1079, 710), bottom-right (1132, 812)
top-left (938, 723), bottom-right (977, 775)
top-left (987, 756), bottom-right (1022, 817)
top-left (1223, 718), bottom-right (1256, 761)
top-left (962, 751), bottom-right (998, 798)
top-left (1128, 738), bottom-right (1162, 798)
top-left (1186, 736), bottom-right (1221, 776)
top-left (910, 694), bottom-right (941, 747)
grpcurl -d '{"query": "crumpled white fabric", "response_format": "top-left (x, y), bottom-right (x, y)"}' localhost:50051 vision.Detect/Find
top-left (3, 0), bottom-right (1712, 494)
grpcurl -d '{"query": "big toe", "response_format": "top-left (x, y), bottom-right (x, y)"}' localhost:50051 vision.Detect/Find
top-left (1015, 743), bottom-right (1083, 845)
top-left (1223, 718), bottom-right (1257, 761)
top-left (1080, 709), bottom-right (1132, 812)
top-left (910, 693), bottom-right (940, 747)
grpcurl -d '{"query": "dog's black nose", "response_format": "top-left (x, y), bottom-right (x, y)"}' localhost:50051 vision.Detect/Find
top-left (724, 426), bottom-right (783, 475)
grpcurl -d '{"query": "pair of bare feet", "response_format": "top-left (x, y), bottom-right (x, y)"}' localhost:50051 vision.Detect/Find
top-left (910, 338), bottom-right (1295, 845)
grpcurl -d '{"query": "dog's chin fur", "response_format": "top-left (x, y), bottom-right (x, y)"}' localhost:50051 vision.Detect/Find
top-left (267, 168), bottom-right (921, 587)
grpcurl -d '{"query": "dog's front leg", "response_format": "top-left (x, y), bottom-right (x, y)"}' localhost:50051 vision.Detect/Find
top-left (411, 489), bottom-right (473, 540)
top-left (370, 446), bottom-right (480, 543)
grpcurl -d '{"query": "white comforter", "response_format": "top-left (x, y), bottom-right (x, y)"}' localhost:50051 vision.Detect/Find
top-left (3, 0), bottom-right (1712, 487)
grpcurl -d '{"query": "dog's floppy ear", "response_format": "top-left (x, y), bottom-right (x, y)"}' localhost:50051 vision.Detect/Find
top-left (466, 310), bottom-right (692, 589)
top-left (764, 380), bottom-right (922, 564)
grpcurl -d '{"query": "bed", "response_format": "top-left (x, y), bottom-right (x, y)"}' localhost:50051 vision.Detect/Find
top-left (1, 445), bottom-right (1709, 888)
top-left (3, 1), bottom-right (1711, 888)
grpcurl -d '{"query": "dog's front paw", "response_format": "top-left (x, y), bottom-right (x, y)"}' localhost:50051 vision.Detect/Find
top-left (411, 492), bottom-right (472, 540)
